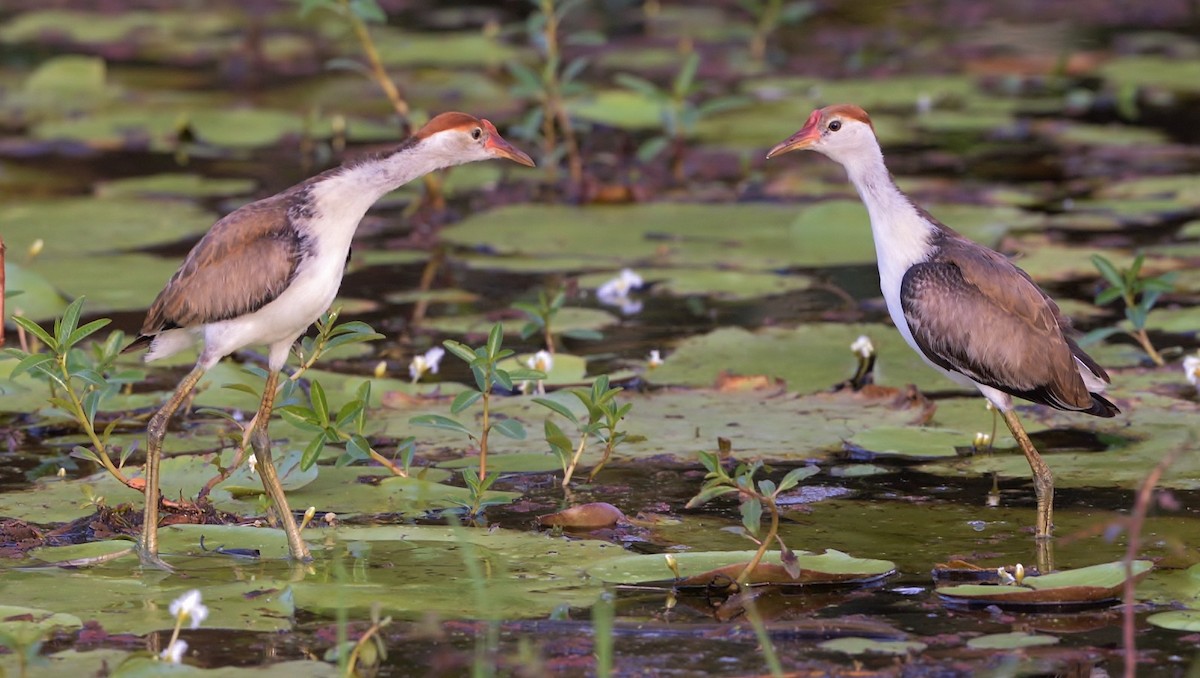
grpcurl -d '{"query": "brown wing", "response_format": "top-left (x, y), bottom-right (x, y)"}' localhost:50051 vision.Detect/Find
top-left (138, 196), bottom-right (307, 336)
top-left (899, 239), bottom-right (1113, 415)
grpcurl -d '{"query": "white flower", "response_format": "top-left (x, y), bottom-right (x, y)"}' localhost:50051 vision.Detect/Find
top-left (409, 346), bottom-right (446, 383)
top-left (247, 453), bottom-right (258, 476)
top-left (597, 269), bottom-right (644, 315)
top-left (915, 93), bottom-right (933, 115)
top-left (850, 335), bottom-right (874, 359)
top-left (520, 351), bottom-right (553, 395)
top-left (648, 350), bottom-right (663, 368)
top-left (169, 589), bottom-right (209, 630)
top-left (973, 432), bottom-right (992, 449)
top-left (527, 350), bottom-right (554, 373)
top-left (1185, 354), bottom-right (1200, 388)
top-left (160, 639), bottom-right (188, 664)
top-left (996, 567), bottom-right (1015, 585)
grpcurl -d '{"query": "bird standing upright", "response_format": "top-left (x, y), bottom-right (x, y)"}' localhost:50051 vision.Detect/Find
top-left (125, 113), bottom-right (534, 569)
top-left (768, 104), bottom-right (1118, 544)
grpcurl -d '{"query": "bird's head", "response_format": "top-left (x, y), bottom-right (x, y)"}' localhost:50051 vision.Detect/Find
top-left (767, 104), bottom-right (876, 165)
top-left (415, 112), bottom-right (535, 168)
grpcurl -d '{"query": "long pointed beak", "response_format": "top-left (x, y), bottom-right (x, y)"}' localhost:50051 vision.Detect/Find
top-left (482, 121), bottom-right (535, 167)
top-left (766, 123), bottom-right (820, 159)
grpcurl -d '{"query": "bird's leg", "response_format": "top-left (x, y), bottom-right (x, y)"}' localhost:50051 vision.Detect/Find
top-left (140, 364), bottom-right (206, 570)
top-left (999, 409), bottom-right (1054, 540)
top-left (249, 371), bottom-right (312, 562)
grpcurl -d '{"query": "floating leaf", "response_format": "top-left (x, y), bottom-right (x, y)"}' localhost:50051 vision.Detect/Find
top-left (936, 560), bottom-right (1153, 608)
top-left (587, 549), bottom-right (895, 588)
top-left (966, 632), bottom-right (1060, 649)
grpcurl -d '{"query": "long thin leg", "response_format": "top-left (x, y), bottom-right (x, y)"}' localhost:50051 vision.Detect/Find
top-left (999, 409), bottom-right (1054, 540)
top-left (140, 364), bottom-right (206, 569)
top-left (249, 371), bottom-right (312, 561)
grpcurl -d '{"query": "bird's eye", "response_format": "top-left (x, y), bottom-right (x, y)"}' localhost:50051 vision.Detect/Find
top-left (828, 120), bottom-right (842, 132)
top-left (471, 127), bottom-right (483, 140)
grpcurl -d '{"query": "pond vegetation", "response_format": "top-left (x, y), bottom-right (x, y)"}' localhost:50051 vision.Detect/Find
top-left (2, 0), bottom-right (1200, 676)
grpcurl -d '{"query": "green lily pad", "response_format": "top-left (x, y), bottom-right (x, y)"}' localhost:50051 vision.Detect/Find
top-left (496, 352), bottom-right (587, 386)
top-left (11, 54), bottom-right (115, 118)
top-left (845, 427), bottom-right (970, 460)
top-left (646, 325), bottom-right (960, 394)
top-left (936, 560), bottom-right (1153, 607)
top-left (422, 308), bottom-right (618, 338)
top-left (818, 637), bottom-right (927, 655)
top-left (94, 173), bottom-right (256, 199)
top-left (966, 632), bottom-right (1060, 649)
top-left (0, 197), bottom-right (214, 258)
top-left (579, 267), bottom-right (813, 301)
top-left (1147, 610), bottom-right (1200, 632)
top-left (7, 650), bottom-right (337, 676)
top-left (1100, 56), bottom-right (1200, 93)
top-left (0, 605), bottom-right (82, 641)
top-left (371, 28), bottom-right (523, 68)
top-left (587, 548), bottom-right (895, 587)
top-left (27, 253), bottom-right (184, 316)
top-left (0, 10), bottom-right (235, 50)
top-left (290, 524), bottom-right (619, 619)
top-left (437, 453), bottom-right (563, 474)
top-left (441, 202), bottom-right (1025, 272)
top-left (2, 261), bottom-right (69, 321)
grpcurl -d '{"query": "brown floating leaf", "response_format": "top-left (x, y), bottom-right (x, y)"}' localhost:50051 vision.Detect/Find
top-left (936, 560), bottom-right (1153, 608)
top-left (537, 502), bottom-right (625, 530)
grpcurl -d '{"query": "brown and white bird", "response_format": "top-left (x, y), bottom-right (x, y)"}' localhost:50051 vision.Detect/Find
top-left (125, 112), bottom-right (534, 568)
top-left (768, 104), bottom-right (1118, 541)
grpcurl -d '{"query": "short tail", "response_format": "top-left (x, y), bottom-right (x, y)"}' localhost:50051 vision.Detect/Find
top-left (121, 334), bottom-right (153, 355)
top-left (1084, 392), bottom-right (1120, 418)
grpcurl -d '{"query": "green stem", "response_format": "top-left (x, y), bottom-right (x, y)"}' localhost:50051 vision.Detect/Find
top-left (737, 496), bottom-right (779, 585)
top-left (1132, 328), bottom-right (1164, 366)
top-left (58, 355), bottom-right (132, 487)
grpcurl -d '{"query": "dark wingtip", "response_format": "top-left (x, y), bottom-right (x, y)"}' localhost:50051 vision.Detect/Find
top-left (1086, 393), bottom-right (1120, 418)
top-left (121, 335), bottom-right (152, 355)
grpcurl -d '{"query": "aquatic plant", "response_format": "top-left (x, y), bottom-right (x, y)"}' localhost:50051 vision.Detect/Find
top-left (536, 374), bottom-right (636, 487)
top-left (1086, 253), bottom-right (1176, 365)
top-left (411, 323), bottom-right (544, 513)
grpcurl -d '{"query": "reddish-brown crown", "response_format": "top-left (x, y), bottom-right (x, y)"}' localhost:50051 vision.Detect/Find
top-left (414, 112), bottom-right (483, 138)
top-left (820, 104), bottom-right (873, 129)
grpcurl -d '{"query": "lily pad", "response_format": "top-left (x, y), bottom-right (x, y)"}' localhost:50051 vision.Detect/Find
top-left (587, 549), bottom-right (895, 587)
top-left (422, 308), bottom-right (618, 338)
top-left (94, 173), bottom-right (256, 199)
top-left (579, 267), bottom-right (814, 301)
top-left (1147, 610), bottom-right (1200, 632)
top-left (441, 202), bottom-right (1024, 271)
top-left (371, 28), bottom-right (523, 68)
top-left (646, 325), bottom-right (960, 394)
top-left (936, 559), bottom-right (1153, 608)
top-left (966, 632), bottom-right (1060, 649)
top-left (818, 637), bottom-right (927, 655)
top-left (0, 197), bottom-right (214, 258)
top-left (1100, 56), bottom-right (1200, 93)
top-left (844, 427), bottom-right (970, 460)
top-left (289, 524), bottom-right (619, 619)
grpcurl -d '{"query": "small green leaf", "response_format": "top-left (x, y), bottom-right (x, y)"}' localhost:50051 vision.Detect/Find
top-left (741, 497), bottom-right (763, 536)
top-left (777, 466), bottom-right (820, 492)
top-left (300, 436), bottom-right (325, 471)
top-left (55, 297), bottom-right (86, 349)
top-left (544, 419), bottom-right (573, 456)
top-left (486, 323), bottom-right (504, 359)
top-left (491, 418), bottom-right (526, 440)
top-left (310, 381), bottom-right (330, 427)
top-left (685, 485), bottom-right (738, 508)
top-left (443, 340), bottom-right (476, 364)
top-left (410, 414), bottom-right (474, 438)
top-left (450, 390), bottom-right (483, 414)
top-left (1094, 286), bottom-right (1124, 305)
top-left (346, 435), bottom-right (372, 461)
top-left (1091, 255), bottom-right (1124, 288)
top-left (12, 316), bottom-right (57, 350)
top-left (533, 397), bottom-right (579, 424)
top-left (10, 353), bottom-right (55, 378)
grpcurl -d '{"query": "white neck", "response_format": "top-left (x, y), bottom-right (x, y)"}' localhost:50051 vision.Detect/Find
top-left (834, 142), bottom-right (939, 356)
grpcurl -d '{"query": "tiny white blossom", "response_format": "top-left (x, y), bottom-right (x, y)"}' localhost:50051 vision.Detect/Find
top-left (520, 351), bottom-right (553, 395)
top-left (1184, 355), bottom-right (1200, 388)
top-left (850, 335), bottom-right (874, 359)
top-left (648, 350), bottom-right (663, 368)
top-left (597, 269), bottom-right (644, 315)
top-left (169, 589), bottom-right (209, 630)
top-left (996, 567), bottom-right (1015, 585)
top-left (915, 93), bottom-right (933, 115)
top-left (160, 639), bottom-right (188, 664)
top-left (973, 432), bottom-right (992, 448)
top-left (247, 453), bottom-right (258, 476)
top-left (409, 346), bottom-right (446, 383)
top-left (1014, 563), bottom-right (1026, 585)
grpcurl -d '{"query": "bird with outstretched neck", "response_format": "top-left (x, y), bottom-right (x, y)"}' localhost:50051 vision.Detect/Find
top-left (768, 104), bottom-right (1118, 569)
top-left (124, 112), bottom-right (534, 570)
